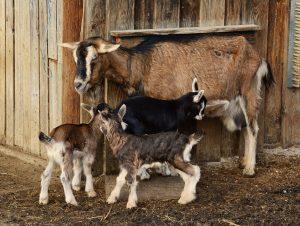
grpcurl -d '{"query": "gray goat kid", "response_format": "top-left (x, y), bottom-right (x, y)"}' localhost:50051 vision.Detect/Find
top-left (96, 104), bottom-right (203, 208)
top-left (38, 104), bottom-right (101, 206)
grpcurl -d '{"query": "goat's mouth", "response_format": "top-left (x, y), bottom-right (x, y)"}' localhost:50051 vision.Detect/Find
top-left (75, 82), bottom-right (92, 94)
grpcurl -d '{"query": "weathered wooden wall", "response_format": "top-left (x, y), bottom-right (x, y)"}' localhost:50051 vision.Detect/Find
top-left (0, 0), bottom-right (82, 157)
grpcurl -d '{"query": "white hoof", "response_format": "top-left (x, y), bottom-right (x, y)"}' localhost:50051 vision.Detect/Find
top-left (72, 185), bottom-right (81, 191)
top-left (39, 196), bottom-right (49, 205)
top-left (126, 201), bottom-right (137, 209)
top-left (139, 170), bottom-right (151, 180)
top-left (66, 198), bottom-right (78, 206)
top-left (87, 190), bottom-right (97, 198)
top-left (243, 167), bottom-right (255, 177)
top-left (178, 193), bottom-right (196, 205)
top-left (106, 195), bottom-right (117, 204)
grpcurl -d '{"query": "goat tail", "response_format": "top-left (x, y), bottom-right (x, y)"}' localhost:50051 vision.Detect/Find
top-left (259, 59), bottom-right (275, 89)
top-left (189, 130), bottom-right (205, 145)
top-left (39, 132), bottom-right (53, 144)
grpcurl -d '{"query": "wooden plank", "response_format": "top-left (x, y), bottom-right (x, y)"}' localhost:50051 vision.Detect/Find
top-left (281, 0), bottom-right (300, 147)
top-left (252, 0), bottom-right (269, 152)
top-left (225, 0), bottom-right (242, 25)
top-left (61, 0), bottom-right (82, 124)
top-left (106, 0), bottom-right (134, 174)
top-left (265, 0), bottom-right (289, 147)
top-left (29, 0), bottom-right (40, 155)
top-left (134, 0), bottom-right (154, 29)
top-left (199, 0), bottom-right (225, 26)
top-left (39, 0), bottom-right (49, 158)
top-left (197, 0), bottom-right (225, 162)
top-left (110, 24), bottom-right (260, 37)
top-left (47, 0), bottom-right (57, 60)
top-left (5, 0), bottom-right (14, 146)
top-left (14, 0), bottom-right (24, 147)
top-left (154, 0), bottom-right (180, 28)
top-left (241, 0), bottom-right (254, 24)
top-left (180, 0), bottom-right (200, 27)
top-left (0, 0), bottom-right (6, 144)
top-left (22, 0), bottom-right (31, 153)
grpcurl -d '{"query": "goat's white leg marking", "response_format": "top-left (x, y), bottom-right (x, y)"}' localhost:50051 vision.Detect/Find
top-left (183, 138), bottom-right (199, 162)
top-left (72, 158), bottom-right (82, 191)
top-left (138, 167), bottom-right (151, 180)
top-left (39, 160), bottom-right (55, 205)
top-left (83, 155), bottom-right (96, 197)
top-left (126, 179), bottom-right (138, 209)
top-left (243, 121), bottom-right (258, 176)
top-left (60, 166), bottom-right (78, 206)
top-left (176, 165), bottom-right (200, 205)
top-left (107, 168), bottom-right (127, 204)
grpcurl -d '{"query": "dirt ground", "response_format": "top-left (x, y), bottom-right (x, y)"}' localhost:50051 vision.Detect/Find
top-left (0, 150), bottom-right (299, 225)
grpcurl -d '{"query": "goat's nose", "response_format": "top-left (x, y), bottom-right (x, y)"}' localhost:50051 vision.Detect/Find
top-left (74, 82), bottom-right (82, 90)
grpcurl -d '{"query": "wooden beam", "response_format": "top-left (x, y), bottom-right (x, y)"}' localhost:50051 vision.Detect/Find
top-left (61, 0), bottom-right (83, 124)
top-left (110, 24), bottom-right (260, 37)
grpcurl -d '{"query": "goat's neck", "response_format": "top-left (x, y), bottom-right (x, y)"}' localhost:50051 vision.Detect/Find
top-left (104, 48), bottom-right (145, 95)
top-left (104, 123), bottom-right (128, 156)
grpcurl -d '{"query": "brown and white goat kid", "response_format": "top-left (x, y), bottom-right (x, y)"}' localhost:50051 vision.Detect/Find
top-left (61, 36), bottom-right (275, 176)
top-left (95, 104), bottom-right (203, 208)
top-left (38, 104), bottom-right (101, 206)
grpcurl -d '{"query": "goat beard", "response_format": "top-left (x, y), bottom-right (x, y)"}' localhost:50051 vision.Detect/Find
top-left (85, 84), bottom-right (103, 105)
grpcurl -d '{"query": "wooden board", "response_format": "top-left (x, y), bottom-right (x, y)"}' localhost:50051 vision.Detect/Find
top-left (105, 175), bottom-right (184, 201)
top-left (155, 0), bottom-right (180, 28)
top-left (39, 0), bottom-right (49, 158)
top-left (29, 0), bottom-right (40, 155)
top-left (61, 0), bottom-right (82, 124)
top-left (199, 0), bottom-right (225, 26)
top-left (110, 24), bottom-right (260, 37)
top-left (0, 0), bottom-right (6, 144)
top-left (180, 0), bottom-right (200, 27)
top-left (5, 0), bottom-right (14, 146)
top-left (134, 0), bottom-right (155, 29)
top-left (47, 0), bottom-right (57, 60)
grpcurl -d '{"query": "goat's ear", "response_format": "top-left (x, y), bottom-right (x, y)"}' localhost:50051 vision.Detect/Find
top-left (97, 43), bottom-right (120, 53)
top-left (81, 103), bottom-right (94, 116)
top-left (58, 42), bottom-right (79, 50)
top-left (193, 90), bottom-right (204, 103)
top-left (118, 104), bottom-right (127, 120)
top-left (192, 78), bottom-right (199, 92)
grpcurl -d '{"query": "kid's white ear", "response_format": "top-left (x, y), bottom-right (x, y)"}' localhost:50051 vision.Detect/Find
top-left (192, 78), bottom-right (198, 92)
top-left (118, 104), bottom-right (127, 120)
top-left (58, 42), bottom-right (79, 50)
top-left (81, 103), bottom-right (94, 117)
top-left (193, 90), bottom-right (204, 103)
top-left (97, 43), bottom-right (120, 53)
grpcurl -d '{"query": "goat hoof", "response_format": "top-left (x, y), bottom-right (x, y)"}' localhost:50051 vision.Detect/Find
top-left (72, 185), bottom-right (81, 191)
top-left (66, 198), bottom-right (78, 206)
top-left (106, 196), bottom-right (117, 204)
top-left (243, 168), bottom-right (255, 177)
top-left (178, 194), bottom-right (196, 205)
top-left (126, 201), bottom-right (137, 209)
top-left (39, 197), bottom-right (49, 205)
top-left (87, 190), bottom-right (97, 197)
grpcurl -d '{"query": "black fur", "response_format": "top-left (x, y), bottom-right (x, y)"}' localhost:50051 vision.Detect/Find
top-left (113, 92), bottom-right (207, 136)
top-left (39, 132), bottom-right (52, 144)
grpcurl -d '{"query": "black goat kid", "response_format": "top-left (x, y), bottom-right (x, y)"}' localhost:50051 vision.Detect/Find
top-left (116, 79), bottom-right (207, 136)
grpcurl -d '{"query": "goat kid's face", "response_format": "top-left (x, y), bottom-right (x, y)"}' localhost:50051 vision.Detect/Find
top-left (60, 38), bottom-right (120, 95)
top-left (94, 103), bottom-right (124, 134)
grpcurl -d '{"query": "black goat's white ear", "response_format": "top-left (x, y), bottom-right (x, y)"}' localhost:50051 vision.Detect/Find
top-left (118, 104), bottom-right (127, 120)
top-left (81, 103), bottom-right (94, 117)
top-left (58, 42), bottom-right (79, 50)
top-left (192, 78), bottom-right (199, 92)
top-left (193, 90), bottom-right (204, 103)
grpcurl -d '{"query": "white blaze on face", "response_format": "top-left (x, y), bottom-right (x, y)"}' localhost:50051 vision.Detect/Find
top-left (195, 101), bottom-right (205, 120)
top-left (85, 46), bottom-right (98, 83)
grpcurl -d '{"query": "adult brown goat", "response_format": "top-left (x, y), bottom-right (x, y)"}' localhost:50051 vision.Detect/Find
top-left (61, 35), bottom-right (274, 176)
